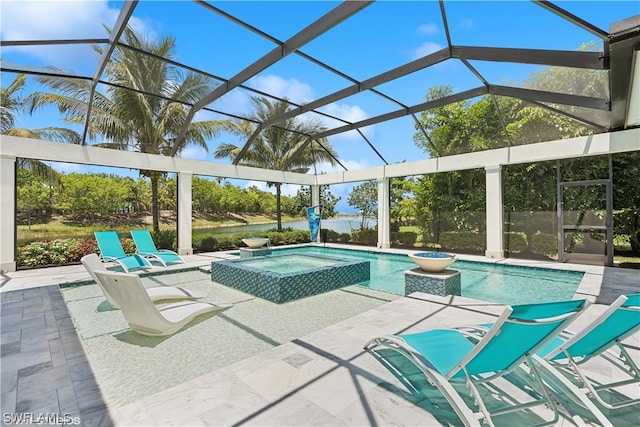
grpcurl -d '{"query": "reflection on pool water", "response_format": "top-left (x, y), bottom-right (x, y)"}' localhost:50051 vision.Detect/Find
top-left (271, 246), bottom-right (584, 305)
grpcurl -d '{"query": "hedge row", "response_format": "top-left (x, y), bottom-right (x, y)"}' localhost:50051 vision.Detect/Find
top-left (18, 238), bottom-right (99, 267)
top-left (193, 229), bottom-right (311, 252)
top-left (17, 229), bottom-right (311, 268)
top-left (438, 231), bottom-right (558, 255)
top-left (439, 231), bottom-right (486, 252)
top-left (16, 228), bottom-right (561, 268)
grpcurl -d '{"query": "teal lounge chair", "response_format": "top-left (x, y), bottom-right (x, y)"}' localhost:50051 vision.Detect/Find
top-left (94, 231), bottom-right (151, 272)
top-left (535, 293), bottom-right (640, 411)
top-left (364, 299), bottom-right (611, 427)
top-left (130, 229), bottom-right (184, 266)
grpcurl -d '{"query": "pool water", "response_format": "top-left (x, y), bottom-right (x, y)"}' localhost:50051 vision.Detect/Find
top-left (59, 246), bottom-right (584, 407)
top-left (271, 246), bottom-right (584, 305)
top-left (238, 253), bottom-right (340, 273)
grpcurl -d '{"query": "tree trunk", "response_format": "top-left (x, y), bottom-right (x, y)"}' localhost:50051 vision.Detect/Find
top-left (276, 183), bottom-right (282, 232)
top-left (151, 175), bottom-right (160, 233)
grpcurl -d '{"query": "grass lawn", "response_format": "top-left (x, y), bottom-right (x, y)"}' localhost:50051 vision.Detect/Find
top-left (17, 213), bottom-right (304, 245)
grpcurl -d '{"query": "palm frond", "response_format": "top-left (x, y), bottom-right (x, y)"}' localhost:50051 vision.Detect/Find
top-left (16, 158), bottom-right (63, 187)
top-left (5, 127), bottom-right (82, 144)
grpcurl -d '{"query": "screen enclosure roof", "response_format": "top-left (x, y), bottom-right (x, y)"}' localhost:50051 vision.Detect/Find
top-left (1, 0), bottom-right (639, 176)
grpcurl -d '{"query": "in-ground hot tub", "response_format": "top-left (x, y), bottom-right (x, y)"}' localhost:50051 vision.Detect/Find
top-left (211, 253), bottom-right (370, 303)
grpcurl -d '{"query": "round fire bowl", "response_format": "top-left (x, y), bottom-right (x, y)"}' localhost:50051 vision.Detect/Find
top-left (242, 237), bottom-right (270, 249)
top-left (408, 252), bottom-right (457, 272)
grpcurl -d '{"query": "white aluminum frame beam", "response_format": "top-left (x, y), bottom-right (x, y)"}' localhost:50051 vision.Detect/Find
top-left (1, 128), bottom-right (638, 272)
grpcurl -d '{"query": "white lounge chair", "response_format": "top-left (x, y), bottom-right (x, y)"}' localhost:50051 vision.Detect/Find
top-left (95, 270), bottom-right (232, 336)
top-left (81, 254), bottom-right (203, 309)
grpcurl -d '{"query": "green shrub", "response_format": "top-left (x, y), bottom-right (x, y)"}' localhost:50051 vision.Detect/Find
top-left (339, 233), bottom-right (351, 243)
top-left (351, 228), bottom-right (377, 246)
top-left (152, 229), bottom-right (177, 250)
top-left (198, 237), bottom-right (217, 252)
top-left (214, 234), bottom-right (241, 250)
top-left (17, 238), bottom-right (95, 267)
top-left (391, 232), bottom-right (400, 245)
top-left (391, 231), bottom-right (417, 246)
top-left (323, 229), bottom-right (340, 242)
top-left (504, 232), bottom-right (528, 253)
top-left (400, 231), bottom-right (417, 246)
top-left (531, 232), bottom-right (557, 256)
top-left (120, 238), bottom-right (136, 254)
top-left (439, 231), bottom-right (486, 252)
top-left (191, 229), bottom-right (310, 253)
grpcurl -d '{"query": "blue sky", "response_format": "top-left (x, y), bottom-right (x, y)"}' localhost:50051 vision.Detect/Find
top-left (2, 0), bottom-right (638, 213)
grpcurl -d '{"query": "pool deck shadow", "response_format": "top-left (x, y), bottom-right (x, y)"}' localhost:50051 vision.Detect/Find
top-left (1, 245), bottom-right (639, 426)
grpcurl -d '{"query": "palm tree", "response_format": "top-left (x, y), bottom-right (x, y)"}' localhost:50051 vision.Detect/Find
top-left (28, 26), bottom-right (229, 232)
top-left (1, 72), bottom-right (79, 187)
top-left (214, 96), bottom-right (338, 231)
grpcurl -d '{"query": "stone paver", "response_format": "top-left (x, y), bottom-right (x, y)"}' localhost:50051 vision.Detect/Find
top-left (1, 285), bottom-right (110, 426)
top-left (1, 247), bottom-right (639, 426)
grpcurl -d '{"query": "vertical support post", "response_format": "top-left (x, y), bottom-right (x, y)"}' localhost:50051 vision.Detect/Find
top-left (0, 155), bottom-right (17, 272)
top-left (177, 172), bottom-right (193, 255)
top-left (606, 155), bottom-right (614, 266)
top-left (311, 184), bottom-right (320, 208)
top-left (485, 165), bottom-right (504, 259)
top-left (377, 178), bottom-right (390, 248)
top-left (557, 162), bottom-right (565, 262)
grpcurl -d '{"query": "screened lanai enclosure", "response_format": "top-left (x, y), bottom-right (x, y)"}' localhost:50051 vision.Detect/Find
top-left (1, 1), bottom-right (639, 272)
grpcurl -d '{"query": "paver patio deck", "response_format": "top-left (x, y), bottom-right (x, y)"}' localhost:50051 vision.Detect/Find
top-left (1, 247), bottom-right (638, 426)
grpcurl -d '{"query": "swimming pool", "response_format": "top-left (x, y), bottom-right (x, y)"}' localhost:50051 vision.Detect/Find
top-left (59, 245), bottom-right (584, 408)
top-left (268, 246), bottom-right (584, 305)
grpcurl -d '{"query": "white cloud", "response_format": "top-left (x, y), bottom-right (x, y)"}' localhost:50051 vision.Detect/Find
top-left (210, 90), bottom-right (251, 116)
top-left (322, 103), bottom-right (368, 122)
top-left (1, 1), bottom-right (151, 67)
top-left (320, 103), bottom-right (374, 140)
top-left (411, 41), bottom-right (444, 60)
top-left (342, 159), bottom-right (370, 171)
top-left (417, 23), bottom-right (438, 36)
top-left (249, 74), bottom-right (314, 104)
top-left (314, 159), bottom-right (369, 174)
top-left (458, 18), bottom-right (474, 30)
top-left (179, 145), bottom-right (210, 161)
